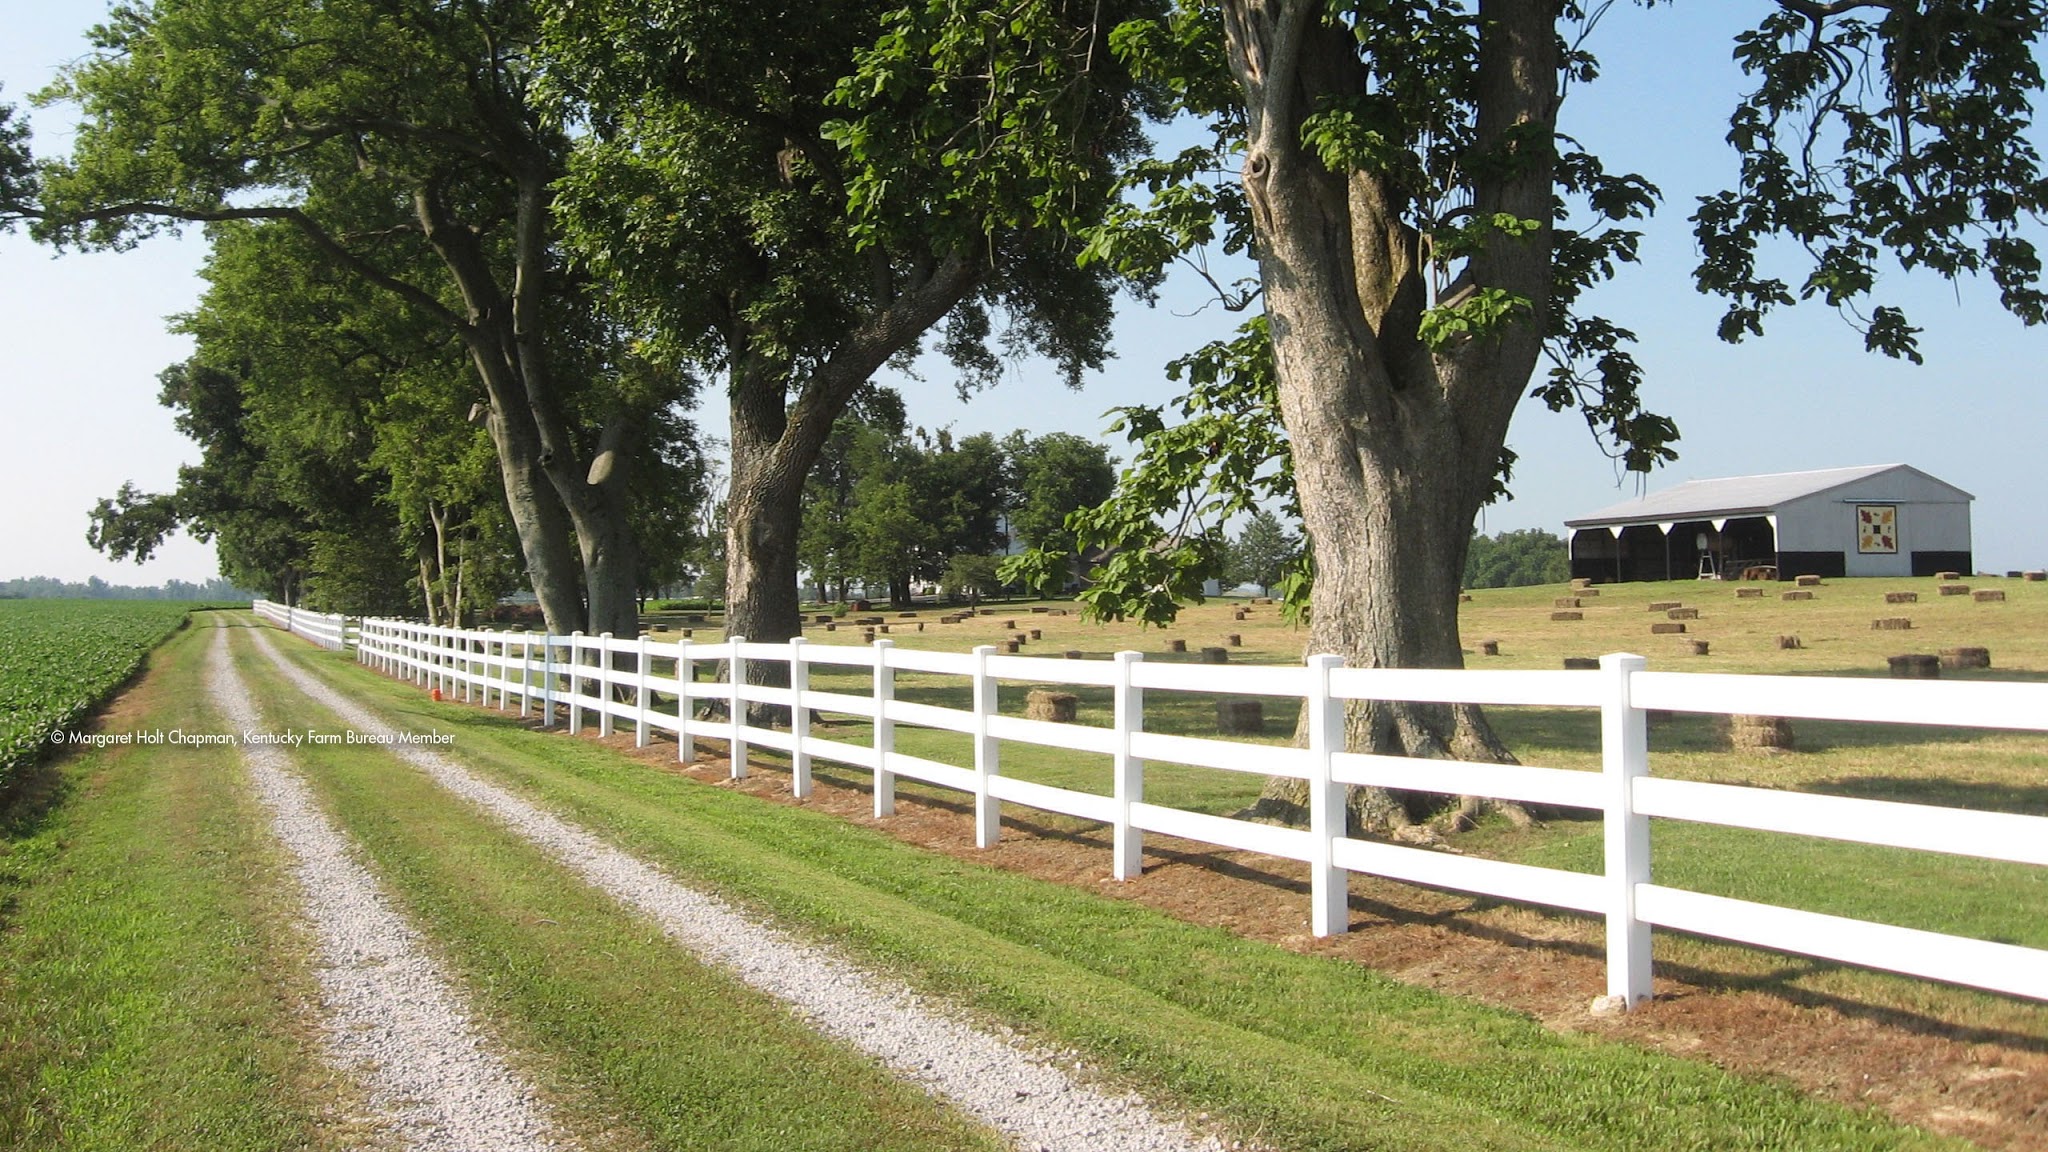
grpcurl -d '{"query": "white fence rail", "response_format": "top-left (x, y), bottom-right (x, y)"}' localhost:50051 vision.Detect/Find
top-left (252, 599), bottom-right (351, 651)
top-left (272, 608), bottom-right (2048, 1009)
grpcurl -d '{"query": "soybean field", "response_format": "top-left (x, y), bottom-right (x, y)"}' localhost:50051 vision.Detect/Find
top-left (0, 600), bottom-right (193, 788)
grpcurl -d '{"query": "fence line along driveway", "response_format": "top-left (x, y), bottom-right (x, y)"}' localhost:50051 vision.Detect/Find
top-left (259, 601), bottom-right (2048, 1011)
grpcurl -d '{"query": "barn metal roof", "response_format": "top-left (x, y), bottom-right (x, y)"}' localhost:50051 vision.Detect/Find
top-left (1564, 464), bottom-right (1971, 529)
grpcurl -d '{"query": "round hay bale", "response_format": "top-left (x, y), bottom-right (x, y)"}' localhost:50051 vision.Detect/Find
top-left (1688, 639), bottom-right (1711, 656)
top-left (2026, 571), bottom-right (2046, 582)
top-left (916, 622), bottom-right (925, 632)
top-left (1226, 633), bottom-right (1242, 647)
top-left (1002, 619), bottom-right (1017, 630)
top-left (1064, 649), bottom-right (1083, 660)
top-left (1012, 632), bottom-right (1029, 645)
top-left (824, 622), bottom-right (836, 632)
top-left (1871, 617), bottom-right (1913, 631)
top-left (1974, 589), bottom-right (2007, 602)
top-left (1887, 654), bottom-right (1941, 679)
top-left (1478, 639), bottom-right (1500, 656)
top-left (1025, 690), bottom-right (1079, 722)
top-left (1727, 714), bottom-right (1795, 751)
top-left (682, 629), bottom-right (694, 639)
top-left (1938, 584), bottom-right (1971, 597)
top-left (1550, 610), bottom-right (1584, 621)
top-left (1168, 638), bottom-right (1187, 653)
top-left (1029, 628), bottom-right (1042, 640)
top-left (1651, 622), bottom-right (1687, 634)
top-left (1217, 699), bottom-right (1265, 735)
top-left (1004, 640), bottom-right (1020, 653)
top-left (1563, 657), bottom-right (1600, 670)
top-left (1782, 590), bottom-right (1813, 601)
top-left (1940, 647), bottom-right (1991, 669)
top-left (1776, 634), bottom-right (1802, 649)
top-left (1233, 608), bottom-right (1248, 620)
top-left (652, 624), bottom-right (671, 633)
top-left (878, 624), bottom-right (890, 634)
top-left (1200, 646), bottom-right (1229, 664)
top-left (862, 629), bottom-right (876, 642)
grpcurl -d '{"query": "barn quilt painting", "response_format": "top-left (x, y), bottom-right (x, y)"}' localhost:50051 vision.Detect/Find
top-left (1857, 505), bottom-right (1897, 553)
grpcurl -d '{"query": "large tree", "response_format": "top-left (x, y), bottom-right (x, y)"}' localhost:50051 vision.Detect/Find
top-left (1061, 1), bottom-right (2048, 828)
top-left (32, 0), bottom-right (683, 637)
top-left (545, 0), bottom-right (1167, 649)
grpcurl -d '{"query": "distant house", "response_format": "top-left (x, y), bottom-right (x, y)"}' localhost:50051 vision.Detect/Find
top-left (1563, 464), bottom-right (1973, 583)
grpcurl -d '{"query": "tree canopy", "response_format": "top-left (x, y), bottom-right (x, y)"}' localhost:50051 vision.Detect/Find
top-left (542, 0), bottom-right (1169, 646)
top-left (34, 0), bottom-right (694, 635)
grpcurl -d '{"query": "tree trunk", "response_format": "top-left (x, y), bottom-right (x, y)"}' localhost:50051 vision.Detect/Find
top-left (1225, 0), bottom-right (1556, 832)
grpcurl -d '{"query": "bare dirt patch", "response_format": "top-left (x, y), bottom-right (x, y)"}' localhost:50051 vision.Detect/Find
top-left (573, 726), bottom-right (2048, 1151)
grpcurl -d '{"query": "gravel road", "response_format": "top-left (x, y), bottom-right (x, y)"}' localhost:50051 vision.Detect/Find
top-left (210, 625), bottom-right (566, 1151)
top-left (251, 626), bottom-right (1230, 1152)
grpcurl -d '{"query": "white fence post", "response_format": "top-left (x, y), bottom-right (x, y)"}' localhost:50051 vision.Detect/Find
top-left (972, 644), bottom-right (1000, 848)
top-left (462, 632), bottom-right (474, 703)
top-left (1307, 653), bottom-right (1348, 936)
top-left (542, 635), bottom-right (558, 728)
top-left (728, 635), bottom-right (748, 780)
top-left (790, 637), bottom-right (812, 798)
top-left (1601, 651), bottom-right (1653, 1009)
top-left (1112, 650), bottom-right (1144, 880)
top-left (677, 638), bottom-right (694, 763)
top-left (520, 634), bottom-right (534, 719)
top-left (635, 633), bottom-right (652, 748)
top-left (568, 632), bottom-right (585, 734)
top-left (873, 638), bottom-right (896, 817)
top-left (598, 632), bottom-right (616, 739)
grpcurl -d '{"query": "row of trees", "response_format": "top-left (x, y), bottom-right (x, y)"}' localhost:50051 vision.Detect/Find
top-left (797, 390), bottom-right (1118, 606)
top-left (7, 3), bottom-right (2042, 830)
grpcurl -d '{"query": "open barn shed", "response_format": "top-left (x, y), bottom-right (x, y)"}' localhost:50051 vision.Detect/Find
top-left (1564, 464), bottom-right (1973, 583)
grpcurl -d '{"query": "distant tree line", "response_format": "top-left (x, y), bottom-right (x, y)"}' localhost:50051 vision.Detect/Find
top-left (0, 576), bottom-right (254, 601)
top-left (1462, 530), bottom-right (1569, 590)
top-left (796, 388), bottom-right (1115, 608)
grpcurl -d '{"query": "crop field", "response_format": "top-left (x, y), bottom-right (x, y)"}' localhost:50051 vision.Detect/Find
top-left (0, 600), bottom-right (194, 789)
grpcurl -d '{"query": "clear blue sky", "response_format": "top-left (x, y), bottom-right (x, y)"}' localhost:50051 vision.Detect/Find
top-left (3, 3), bottom-right (2043, 585)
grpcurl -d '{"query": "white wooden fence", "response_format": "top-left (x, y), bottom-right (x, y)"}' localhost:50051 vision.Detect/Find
top-left (287, 610), bottom-right (2048, 1010)
top-left (252, 599), bottom-right (351, 651)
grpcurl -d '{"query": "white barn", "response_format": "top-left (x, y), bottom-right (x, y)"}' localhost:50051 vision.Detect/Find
top-left (1564, 464), bottom-right (1973, 583)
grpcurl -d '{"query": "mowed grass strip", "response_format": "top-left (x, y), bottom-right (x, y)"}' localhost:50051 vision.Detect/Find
top-left (0, 616), bottom-right (370, 1152)
top-left (269, 635), bottom-right (1961, 1152)
top-left (230, 629), bottom-right (1006, 1152)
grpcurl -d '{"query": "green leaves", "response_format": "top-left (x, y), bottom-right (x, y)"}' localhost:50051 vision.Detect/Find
top-left (1696, 0), bottom-right (2048, 361)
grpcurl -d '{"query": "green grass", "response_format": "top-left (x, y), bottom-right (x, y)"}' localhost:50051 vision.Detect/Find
top-left (231, 624), bottom-right (1009, 1152)
top-left (460, 583), bottom-right (2048, 1031)
top-left (0, 600), bottom-right (194, 791)
top-left (0, 616), bottom-right (362, 1151)
top-left (266, 630), bottom-right (1966, 1151)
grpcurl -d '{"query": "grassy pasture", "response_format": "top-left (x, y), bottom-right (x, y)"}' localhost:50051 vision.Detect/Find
top-left (631, 576), bottom-right (2048, 1042)
top-left (266, 626), bottom-right (1964, 1151)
